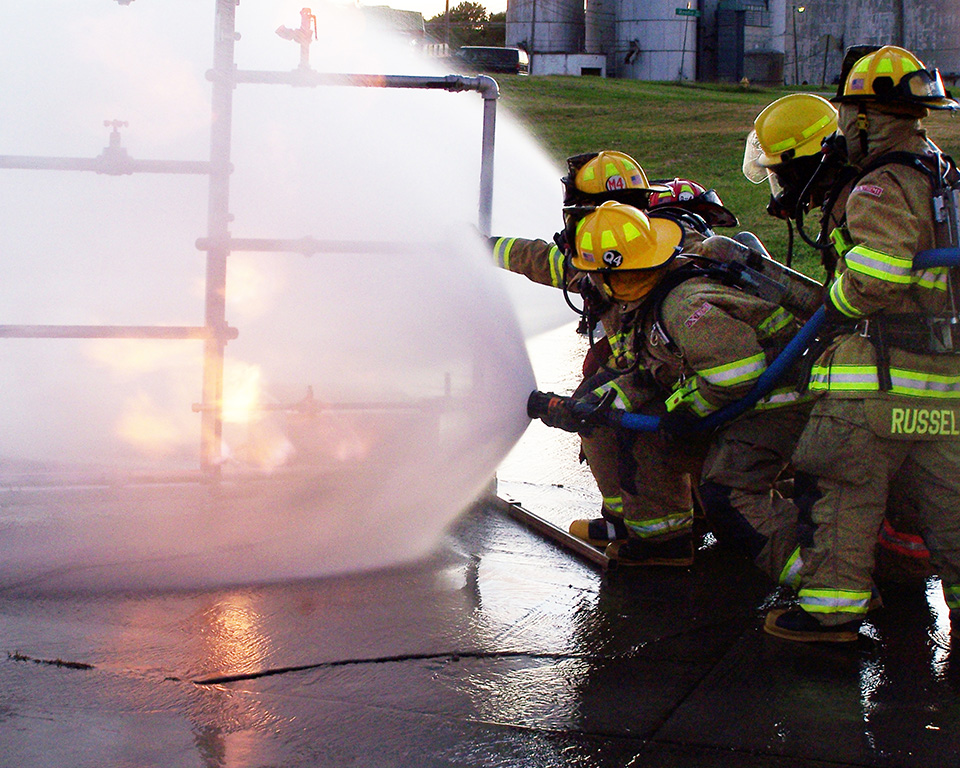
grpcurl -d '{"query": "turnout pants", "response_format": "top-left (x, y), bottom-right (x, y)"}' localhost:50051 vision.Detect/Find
top-left (792, 398), bottom-right (960, 625)
top-left (618, 403), bottom-right (807, 578)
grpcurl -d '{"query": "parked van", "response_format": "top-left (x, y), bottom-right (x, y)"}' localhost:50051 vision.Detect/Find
top-left (454, 46), bottom-right (530, 75)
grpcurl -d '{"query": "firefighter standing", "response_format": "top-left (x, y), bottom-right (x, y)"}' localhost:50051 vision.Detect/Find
top-left (746, 88), bottom-right (935, 588)
top-left (764, 46), bottom-right (960, 642)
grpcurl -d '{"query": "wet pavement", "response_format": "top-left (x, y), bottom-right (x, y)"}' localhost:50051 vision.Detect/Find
top-left (3, 324), bottom-right (960, 767)
top-left (2, 490), bottom-right (959, 768)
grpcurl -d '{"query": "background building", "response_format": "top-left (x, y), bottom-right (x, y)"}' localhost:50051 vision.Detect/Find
top-left (504, 0), bottom-right (960, 84)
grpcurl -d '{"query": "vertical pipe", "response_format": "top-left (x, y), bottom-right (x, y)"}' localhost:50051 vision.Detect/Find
top-left (530, 0), bottom-right (537, 75)
top-left (792, 7), bottom-right (799, 85)
top-left (477, 76), bottom-right (499, 237)
top-left (201, 0), bottom-right (237, 473)
top-left (821, 33), bottom-right (829, 87)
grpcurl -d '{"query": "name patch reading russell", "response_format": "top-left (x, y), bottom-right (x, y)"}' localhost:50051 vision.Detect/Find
top-left (890, 407), bottom-right (960, 436)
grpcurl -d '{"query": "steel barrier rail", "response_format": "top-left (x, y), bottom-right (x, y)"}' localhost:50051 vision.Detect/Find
top-left (219, 69), bottom-right (499, 237)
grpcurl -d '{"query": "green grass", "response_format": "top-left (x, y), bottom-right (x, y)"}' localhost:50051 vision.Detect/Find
top-left (493, 75), bottom-right (960, 278)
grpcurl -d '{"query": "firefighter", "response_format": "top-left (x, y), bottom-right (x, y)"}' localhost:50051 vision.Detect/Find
top-left (764, 45), bottom-right (960, 642)
top-left (747, 87), bottom-right (935, 589)
top-left (647, 177), bottom-right (739, 230)
top-left (742, 92), bottom-right (848, 270)
top-left (491, 151), bottom-right (737, 550)
top-left (535, 201), bottom-right (811, 570)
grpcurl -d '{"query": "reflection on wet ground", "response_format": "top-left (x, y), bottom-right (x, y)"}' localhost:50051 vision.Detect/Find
top-left (2, 323), bottom-right (960, 767)
top-left (4, 503), bottom-right (959, 767)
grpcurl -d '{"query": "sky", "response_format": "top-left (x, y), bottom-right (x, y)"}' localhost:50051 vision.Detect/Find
top-left (367, 0), bottom-right (508, 21)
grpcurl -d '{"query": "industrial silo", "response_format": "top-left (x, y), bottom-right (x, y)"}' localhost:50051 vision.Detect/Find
top-left (614, 0), bottom-right (699, 80)
top-left (585, 0), bottom-right (616, 56)
top-left (791, 0), bottom-right (960, 87)
top-left (506, 0), bottom-right (585, 73)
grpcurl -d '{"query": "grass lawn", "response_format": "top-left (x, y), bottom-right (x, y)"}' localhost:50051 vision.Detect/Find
top-left (494, 75), bottom-right (960, 279)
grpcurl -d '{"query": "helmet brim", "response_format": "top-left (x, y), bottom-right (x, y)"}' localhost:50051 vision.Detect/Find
top-left (683, 199), bottom-right (739, 228)
top-left (645, 215), bottom-right (686, 268)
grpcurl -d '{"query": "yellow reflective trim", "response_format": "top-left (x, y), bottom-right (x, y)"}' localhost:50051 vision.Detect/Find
top-left (601, 230), bottom-right (617, 249)
top-left (581, 167), bottom-right (596, 183)
top-left (829, 276), bottom-right (863, 318)
top-left (757, 307), bottom-right (794, 338)
top-left (830, 226), bottom-right (854, 259)
top-left (593, 380), bottom-right (632, 410)
top-left (547, 245), bottom-right (564, 287)
top-left (799, 587), bottom-right (871, 615)
top-left (755, 386), bottom-right (811, 410)
top-left (846, 245), bottom-right (913, 283)
top-left (779, 547), bottom-right (803, 589)
top-left (876, 58), bottom-right (894, 75)
top-left (622, 222), bottom-right (641, 242)
top-left (581, 232), bottom-right (593, 252)
top-left (768, 113), bottom-right (834, 153)
top-left (624, 510), bottom-right (694, 538)
top-left (495, 237), bottom-right (515, 270)
top-left (808, 363), bottom-right (960, 397)
top-left (698, 352), bottom-right (766, 386)
top-left (914, 268), bottom-right (950, 292)
top-left (801, 113), bottom-right (833, 140)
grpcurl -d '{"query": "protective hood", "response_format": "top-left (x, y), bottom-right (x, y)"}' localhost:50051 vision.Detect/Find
top-left (838, 103), bottom-right (928, 167)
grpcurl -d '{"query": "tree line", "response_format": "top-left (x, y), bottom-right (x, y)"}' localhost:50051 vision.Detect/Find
top-left (425, 2), bottom-right (506, 48)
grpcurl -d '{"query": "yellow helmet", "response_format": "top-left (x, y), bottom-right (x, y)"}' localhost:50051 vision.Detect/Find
top-left (751, 93), bottom-right (838, 168)
top-left (836, 45), bottom-right (958, 110)
top-left (571, 201), bottom-right (683, 273)
top-left (562, 151), bottom-right (670, 207)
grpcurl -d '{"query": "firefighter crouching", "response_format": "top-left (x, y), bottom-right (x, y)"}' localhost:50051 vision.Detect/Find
top-left (490, 150), bottom-right (737, 549)
top-left (531, 201), bottom-right (812, 572)
top-left (764, 45), bottom-right (960, 643)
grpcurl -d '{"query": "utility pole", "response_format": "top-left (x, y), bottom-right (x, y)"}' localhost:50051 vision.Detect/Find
top-left (530, 0), bottom-right (537, 75)
top-left (792, 5), bottom-right (805, 85)
top-left (444, 0), bottom-right (450, 51)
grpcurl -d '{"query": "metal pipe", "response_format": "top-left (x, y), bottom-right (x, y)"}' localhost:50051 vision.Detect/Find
top-left (195, 236), bottom-right (429, 255)
top-left (199, 0), bottom-right (238, 473)
top-left (477, 75), bottom-right (498, 237)
top-left (0, 156), bottom-right (211, 175)
top-left (0, 325), bottom-right (236, 340)
top-left (218, 69), bottom-right (499, 235)
top-left (491, 496), bottom-right (613, 570)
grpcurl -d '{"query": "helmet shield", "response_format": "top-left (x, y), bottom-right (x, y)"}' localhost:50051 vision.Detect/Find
top-left (742, 130), bottom-right (771, 184)
top-left (896, 68), bottom-right (957, 108)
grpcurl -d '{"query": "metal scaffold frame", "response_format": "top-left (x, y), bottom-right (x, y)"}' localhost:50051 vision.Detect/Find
top-left (0, 0), bottom-right (500, 477)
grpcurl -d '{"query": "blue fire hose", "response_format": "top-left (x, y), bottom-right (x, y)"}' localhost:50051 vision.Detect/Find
top-left (604, 247), bottom-right (960, 433)
top-left (610, 307), bottom-right (825, 432)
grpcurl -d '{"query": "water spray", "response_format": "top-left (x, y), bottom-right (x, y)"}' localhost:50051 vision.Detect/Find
top-left (0, 1), bottom-right (544, 592)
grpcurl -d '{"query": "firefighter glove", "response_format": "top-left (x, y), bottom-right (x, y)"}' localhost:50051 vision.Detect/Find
top-left (541, 393), bottom-right (593, 433)
top-left (658, 408), bottom-right (701, 438)
top-left (527, 390), bottom-right (616, 434)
